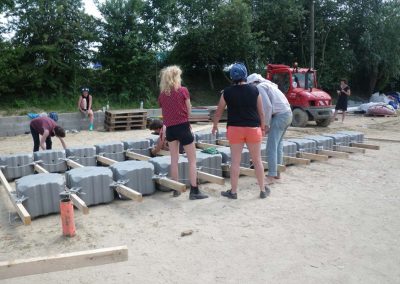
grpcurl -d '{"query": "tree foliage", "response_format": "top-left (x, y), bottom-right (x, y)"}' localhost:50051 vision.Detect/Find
top-left (0, 0), bottom-right (399, 105)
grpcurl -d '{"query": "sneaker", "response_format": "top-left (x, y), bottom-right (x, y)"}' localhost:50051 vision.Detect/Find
top-left (260, 186), bottom-right (271, 199)
top-left (221, 189), bottom-right (237, 199)
top-left (173, 190), bottom-right (181, 197)
top-left (189, 190), bottom-right (209, 200)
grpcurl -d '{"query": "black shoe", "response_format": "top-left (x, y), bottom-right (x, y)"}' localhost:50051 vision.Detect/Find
top-left (173, 190), bottom-right (181, 197)
top-left (189, 190), bottom-right (209, 200)
top-left (260, 186), bottom-right (271, 199)
top-left (221, 189), bottom-right (237, 199)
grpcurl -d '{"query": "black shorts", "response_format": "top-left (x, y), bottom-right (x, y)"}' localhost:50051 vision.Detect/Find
top-left (166, 122), bottom-right (194, 146)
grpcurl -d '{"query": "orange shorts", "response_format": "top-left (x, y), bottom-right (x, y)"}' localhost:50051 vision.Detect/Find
top-left (226, 126), bottom-right (262, 144)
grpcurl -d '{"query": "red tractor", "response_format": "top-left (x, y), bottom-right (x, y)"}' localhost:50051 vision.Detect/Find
top-left (266, 64), bottom-right (333, 127)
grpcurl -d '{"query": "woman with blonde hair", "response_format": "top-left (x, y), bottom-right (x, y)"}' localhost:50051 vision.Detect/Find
top-left (158, 65), bottom-right (208, 200)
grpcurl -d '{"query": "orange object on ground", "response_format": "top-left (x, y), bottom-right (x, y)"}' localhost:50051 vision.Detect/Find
top-left (60, 198), bottom-right (76, 237)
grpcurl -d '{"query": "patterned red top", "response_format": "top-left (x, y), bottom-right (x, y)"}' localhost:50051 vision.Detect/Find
top-left (30, 117), bottom-right (57, 136)
top-left (158, 86), bottom-right (190, 127)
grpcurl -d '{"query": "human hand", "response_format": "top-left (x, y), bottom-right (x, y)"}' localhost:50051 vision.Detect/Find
top-left (212, 125), bottom-right (218, 135)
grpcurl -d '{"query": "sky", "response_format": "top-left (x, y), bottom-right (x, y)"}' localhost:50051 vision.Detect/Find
top-left (83, 0), bottom-right (103, 19)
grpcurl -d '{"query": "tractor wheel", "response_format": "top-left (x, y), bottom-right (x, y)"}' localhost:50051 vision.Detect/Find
top-left (291, 108), bottom-right (308, 127)
top-left (316, 118), bottom-right (331, 127)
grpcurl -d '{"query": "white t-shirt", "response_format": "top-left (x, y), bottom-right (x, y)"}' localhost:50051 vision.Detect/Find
top-left (257, 81), bottom-right (291, 126)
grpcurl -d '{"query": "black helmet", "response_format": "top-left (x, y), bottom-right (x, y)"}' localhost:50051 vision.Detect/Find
top-left (81, 87), bottom-right (90, 93)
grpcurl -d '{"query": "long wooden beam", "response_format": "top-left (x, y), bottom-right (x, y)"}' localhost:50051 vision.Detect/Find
top-left (283, 156), bottom-right (311, 165)
top-left (154, 177), bottom-right (187, 192)
top-left (33, 163), bottom-right (48, 173)
top-left (216, 139), bottom-right (230, 147)
top-left (350, 142), bottom-right (380, 150)
top-left (96, 155), bottom-right (117, 166)
top-left (66, 159), bottom-right (84, 169)
top-left (333, 145), bottom-right (366, 154)
top-left (317, 149), bottom-right (349, 159)
top-left (365, 137), bottom-right (400, 143)
top-left (70, 193), bottom-right (89, 215)
top-left (297, 152), bottom-right (329, 161)
top-left (221, 165), bottom-right (257, 177)
top-left (0, 246), bottom-right (128, 280)
top-left (157, 150), bottom-right (170, 156)
top-left (125, 150), bottom-right (150, 161)
top-left (262, 162), bottom-right (286, 172)
top-left (197, 170), bottom-right (225, 185)
top-left (116, 185), bottom-right (143, 202)
top-left (0, 170), bottom-right (31, 225)
top-left (196, 142), bottom-right (223, 149)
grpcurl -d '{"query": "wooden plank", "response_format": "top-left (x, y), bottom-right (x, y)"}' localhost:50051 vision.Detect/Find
top-left (66, 159), bottom-right (84, 169)
top-left (350, 142), bottom-right (380, 150)
top-left (0, 246), bottom-right (128, 280)
top-left (154, 177), bottom-right (187, 192)
top-left (297, 152), bottom-right (329, 161)
top-left (196, 142), bottom-right (222, 149)
top-left (125, 151), bottom-right (150, 161)
top-left (283, 156), bottom-right (311, 165)
top-left (70, 193), bottom-right (89, 215)
top-left (34, 164), bottom-right (49, 173)
top-left (239, 167), bottom-right (256, 177)
top-left (333, 145), bottom-right (366, 154)
top-left (115, 185), bottom-right (143, 202)
top-left (216, 139), bottom-right (230, 147)
top-left (0, 170), bottom-right (31, 225)
top-left (262, 162), bottom-right (286, 172)
top-left (317, 149), bottom-right (349, 159)
top-left (366, 137), bottom-right (400, 143)
top-left (197, 170), bottom-right (225, 185)
top-left (96, 155), bottom-right (117, 166)
top-left (157, 150), bottom-right (170, 156)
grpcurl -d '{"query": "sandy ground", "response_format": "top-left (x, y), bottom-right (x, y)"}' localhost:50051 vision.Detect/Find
top-left (1, 114), bottom-right (400, 283)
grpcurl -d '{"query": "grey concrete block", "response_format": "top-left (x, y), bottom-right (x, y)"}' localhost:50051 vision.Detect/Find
top-left (65, 167), bottom-right (114, 206)
top-left (287, 138), bottom-right (317, 153)
top-left (195, 131), bottom-right (217, 144)
top-left (303, 135), bottom-right (334, 150)
top-left (196, 151), bottom-right (223, 177)
top-left (282, 141), bottom-right (298, 157)
top-left (337, 131), bottom-right (364, 143)
top-left (217, 129), bottom-right (227, 140)
top-left (110, 161), bottom-right (155, 196)
top-left (217, 147), bottom-right (251, 167)
top-left (34, 150), bottom-right (67, 173)
top-left (149, 156), bottom-right (189, 190)
top-left (122, 139), bottom-right (151, 156)
top-left (95, 141), bottom-right (125, 162)
top-left (15, 173), bottom-right (65, 218)
top-left (65, 146), bottom-right (97, 166)
top-left (0, 153), bottom-right (34, 181)
top-left (322, 133), bottom-right (351, 146)
top-left (146, 135), bottom-right (159, 147)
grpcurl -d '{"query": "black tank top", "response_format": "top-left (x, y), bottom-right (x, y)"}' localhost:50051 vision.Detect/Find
top-left (223, 84), bottom-right (260, 127)
top-left (81, 94), bottom-right (90, 111)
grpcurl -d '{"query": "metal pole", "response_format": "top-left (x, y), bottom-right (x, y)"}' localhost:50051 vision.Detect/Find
top-left (310, 0), bottom-right (315, 69)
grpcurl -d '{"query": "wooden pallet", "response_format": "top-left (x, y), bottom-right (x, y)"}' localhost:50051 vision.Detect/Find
top-left (105, 109), bottom-right (147, 131)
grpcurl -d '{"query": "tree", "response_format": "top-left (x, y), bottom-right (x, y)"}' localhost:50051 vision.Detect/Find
top-left (9, 0), bottom-right (97, 98)
top-left (96, 0), bottom-right (159, 104)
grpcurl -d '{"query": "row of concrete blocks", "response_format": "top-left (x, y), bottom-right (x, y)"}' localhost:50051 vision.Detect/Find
top-left (0, 112), bottom-right (106, 137)
top-left (0, 130), bottom-right (364, 218)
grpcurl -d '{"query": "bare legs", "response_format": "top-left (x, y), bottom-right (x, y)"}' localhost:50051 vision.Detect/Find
top-left (246, 142), bottom-right (265, 192)
top-left (230, 143), bottom-right (265, 193)
top-left (168, 140), bottom-right (197, 187)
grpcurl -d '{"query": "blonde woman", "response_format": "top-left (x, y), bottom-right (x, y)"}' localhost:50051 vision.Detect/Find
top-left (158, 65), bottom-right (208, 200)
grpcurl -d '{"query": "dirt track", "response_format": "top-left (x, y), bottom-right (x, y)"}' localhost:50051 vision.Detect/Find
top-left (1, 114), bottom-right (400, 283)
